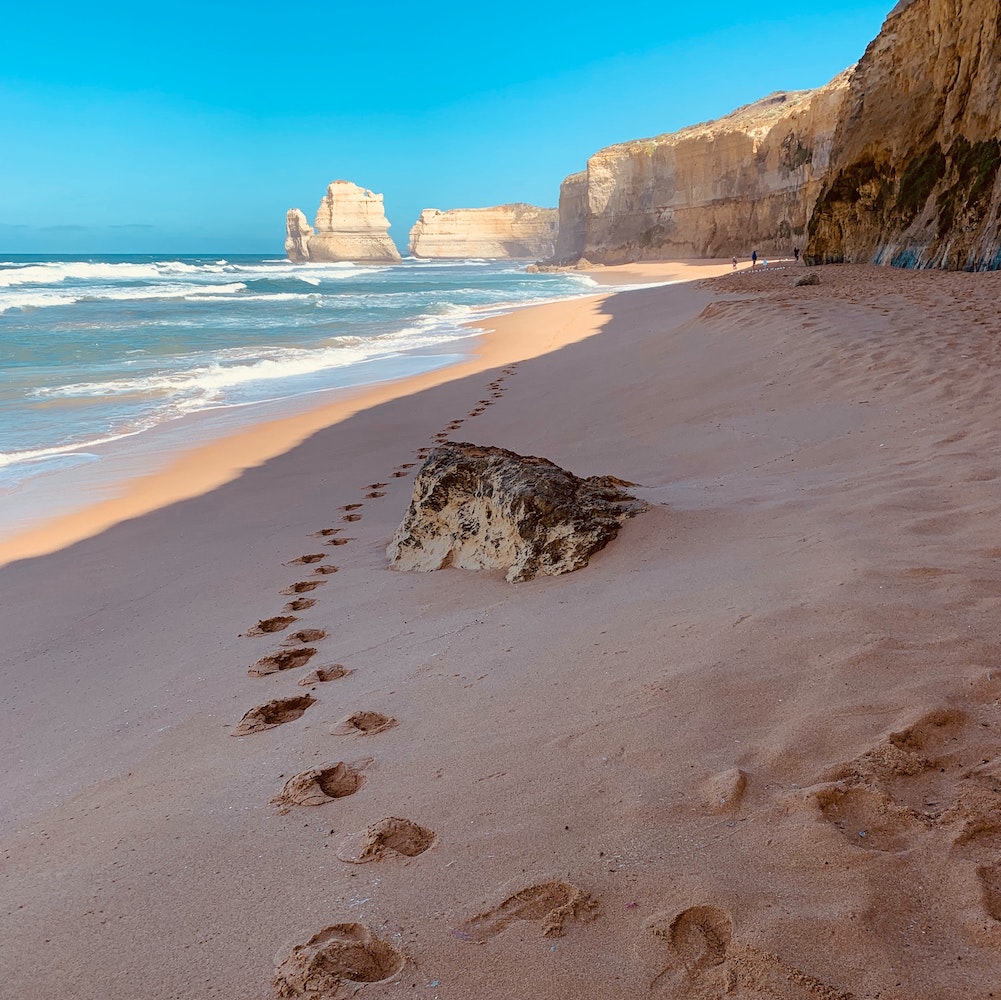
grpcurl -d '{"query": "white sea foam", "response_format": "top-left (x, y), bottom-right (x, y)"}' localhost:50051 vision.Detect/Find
top-left (0, 281), bottom-right (248, 313)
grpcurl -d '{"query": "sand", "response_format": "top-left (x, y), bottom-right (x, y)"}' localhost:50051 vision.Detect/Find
top-left (3, 260), bottom-right (1001, 999)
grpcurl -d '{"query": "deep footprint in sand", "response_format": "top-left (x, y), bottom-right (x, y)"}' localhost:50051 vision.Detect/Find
top-left (272, 923), bottom-right (404, 997)
top-left (341, 503), bottom-right (364, 511)
top-left (333, 710), bottom-right (397, 736)
top-left (272, 761), bottom-right (365, 812)
top-left (336, 817), bottom-right (435, 864)
top-left (288, 553), bottom-right (325, 565)
top-left (365, 482), bottom-right (387, 490)
top-left (232, 695), bottom-right (315, 735)
top-left (341, 513), bottom-right (362, 522)
top-left (310, 528), bottom-right (341, 537)
top-left (280, 580), bottom-right (325, 595)
top-left (283, 628), bottom-right (326, 644)
top-left (462, 880), bottom-right (597, 941)
top-left (283, 598), bottom-right (316, 612)
top-left (814, 784), bottom-right (925, 851)
top-left (249, 647), bottom-right (318, 677)
top-left (246, 615), bottom-right (298, 636)
top-left (326, 537), bottom-right (351, 546)
top-left (313, 564), bottom-right (339, 575)
top-left (365, 491), bottom-right (385, 499)
top-left (298, 665), bottom-right (351, 686)
top-left (392, 470), bottom-right (409, 478)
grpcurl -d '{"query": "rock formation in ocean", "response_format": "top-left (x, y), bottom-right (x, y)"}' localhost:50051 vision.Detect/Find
top-left (284, 180), bottom-right (401, 264)
top-left (408, 204), bottom-right (558, 259)
top-left (387, 442), bottom-right (647, 583)
top-left (806, 0), bottom-right (1001, 270)
top-left (553, 73), bottom-right (850, 264)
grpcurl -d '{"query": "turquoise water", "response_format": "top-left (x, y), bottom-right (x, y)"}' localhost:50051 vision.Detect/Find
top-left (0, 254), bottom-right (598, 492)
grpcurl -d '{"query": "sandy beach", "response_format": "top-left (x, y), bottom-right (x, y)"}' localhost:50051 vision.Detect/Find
top-left (3, 259), bottom-right (1001, 999)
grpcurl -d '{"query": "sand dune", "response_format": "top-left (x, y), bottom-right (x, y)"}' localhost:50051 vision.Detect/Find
top-left (2, 262), bottom-right (1001, 998)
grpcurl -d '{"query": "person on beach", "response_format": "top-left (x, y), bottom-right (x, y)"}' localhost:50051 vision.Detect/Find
top-left (732, 256), bottom-right (737, 269)
top-left (794, 246), bottom-right (800, 261)
top-left (751, 250), bottom-right (758, 267)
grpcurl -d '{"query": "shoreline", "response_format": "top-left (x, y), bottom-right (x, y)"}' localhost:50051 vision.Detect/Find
top-left (0, 259), bottom-right (738, 567)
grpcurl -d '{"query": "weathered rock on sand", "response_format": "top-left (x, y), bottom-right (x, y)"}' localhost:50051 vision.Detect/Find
top-left (554, 72), bottom-right (850, 264)
top-left (807, 0), bottom-right (1001, 270)
top-left (387, 442), bottom-right (647, 583)
top-left (284, 180), bottom-right (401, 264)
top-left (408, 204), bottom-right (558, 259)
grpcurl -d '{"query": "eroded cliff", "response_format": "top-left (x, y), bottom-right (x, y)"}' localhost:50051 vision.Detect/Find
top-left (408, 204), bottom-right (557, 259)
top-left (285, 180), bottom-right (401, 264)
top-left (554, 73), bottom-right (850, 264)
top-left (806, 0), bottom-right (1001, 269)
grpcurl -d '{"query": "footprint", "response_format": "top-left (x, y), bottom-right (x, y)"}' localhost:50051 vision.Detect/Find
top-left (288, 554), bottom-right (325, 565)
top-left (326, 538), bottom-right (351, 546)
top-left (272, 923), bottom-right (404, 997)
top-left (399, 463), bottom-right (416, 469)
top-left (341, 513), bottom-right (362, 522)
top-left (246, 616), bottom-right (298, 636)
top-left (365, 483), bottom-right (387, 490)
top-left (284, 628), bottom-right (326, 645)
top-left (462, 880), bottom-right (597, 942)
top-left (313, 565), bottom-right (339, 575)
top-left (813, 784), bottom-right (925, 851)
top-left (365, 491), bottom-right (385, 499)
top-left (333, 711), bottom-right (397, 736)
top-left (249, 647), bottom-right (318, 677)
top-left (658, 905), bottom-right (732, 971)
top-left (392, 470), bottom-right (409, 478)
top-left (310, 528), bottom-right (341, 537)
top-left (232, 695), bottom-right (315, 735)
top-left (283, 598), bottom-right (316, 612)
top-left (272, 761), bottom-right (365, 812)
top-left (341, 503), bottom-right (364, 511)
top-left (336, 817), bottom-right (435, 864)
top-left (298, 665), bottom-right (352, 686)
top-left (700, 767), bottom-right (748, 815)
top-left (889, 708), bottom-right (968, 756)
top-left (280, 580), bottom-right (324, 595)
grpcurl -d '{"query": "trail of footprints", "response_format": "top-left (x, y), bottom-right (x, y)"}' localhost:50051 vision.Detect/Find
top-left (230, 360), bottom-right (875, 994)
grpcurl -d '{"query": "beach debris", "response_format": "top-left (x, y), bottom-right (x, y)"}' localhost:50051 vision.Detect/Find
top-left (335, 817), bottom-right (436, 864)
top-left (333, 711), bottom-right (397, 736)
top-left (232, 695), bottom-right (315, 735)
top-left (272, 922), bottom-right (404, 997)
top-left (795, 272), bottom-right (821, 286)
top-left (248, 647), bottom-right (318, 677)
top-left (387, 442), bottom-right (647, 582)
top-left (272, 762), bottom-right (365, 812)
top-left (298, 665), bottom-right (351, 686)
top-left (461, 880), bottom-right (598, 941)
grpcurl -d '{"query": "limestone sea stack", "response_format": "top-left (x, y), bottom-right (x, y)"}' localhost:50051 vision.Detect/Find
top-left (285, 180), bottom-right (401, 264)
top-left (554, 72), bottom-right (850, 264)
top-left (408, 204), bottom-right (558, 259)
top-left (807, 0), bottom-right (1001, 270)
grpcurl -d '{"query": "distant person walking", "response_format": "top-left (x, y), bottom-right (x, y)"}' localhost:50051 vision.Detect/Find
top-left (751, 250), bottom-right (758, 267)
top-left (793, 246), bottom-right (800, 262)
top-left (732, 256), bottom-right (737, 269)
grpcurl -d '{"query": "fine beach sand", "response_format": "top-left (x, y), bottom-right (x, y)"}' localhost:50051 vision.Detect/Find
top-left (3, 260), bottom-right (1001, 998)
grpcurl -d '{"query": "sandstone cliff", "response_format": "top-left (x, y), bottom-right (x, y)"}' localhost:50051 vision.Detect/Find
top-left (555, 73), bottom-right (850, 264)
top-left (285, 180), bottom-right (401, 264)
top-left (387, 443), bottom-right (646, 582)
top-left (806, 0), bottom-right (1001, 269)
top-left (408, 204), bottom-right (558, 259)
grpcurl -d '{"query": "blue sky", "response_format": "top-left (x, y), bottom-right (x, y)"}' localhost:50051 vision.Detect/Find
top-left (0, 2), bottom-right (892, 254)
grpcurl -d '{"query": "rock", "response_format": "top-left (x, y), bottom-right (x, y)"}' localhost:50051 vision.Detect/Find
top-left (387, 442), bottom-right (647, 583)
top-left (795, 272), bottom-right (820, 286)
top-left (806, 0), bottom-right (1001, 270)
top-left (284, 209), bottom-right (313, 263)
top-left (285, 180), bottom-right (401, 263)
top-left (408, 204), bottom-right (558, 259)
top-left (555, 73), bottom-right (850, 264)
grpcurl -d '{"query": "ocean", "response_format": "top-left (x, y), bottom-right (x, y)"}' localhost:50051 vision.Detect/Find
top-left (0, 254), bottom-right (599, 520)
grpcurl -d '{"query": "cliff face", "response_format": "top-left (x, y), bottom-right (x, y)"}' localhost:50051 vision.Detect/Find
top-left (408, 204), bottom-right (557, 259)
top-left (554, 173), bottom-right (587, 262)
top-left (556, 73), bottom-right (849, 264)
top-left (285, 181), bottom-right (401, 264)
top-left (806, 0), bottom-right (1001, 269)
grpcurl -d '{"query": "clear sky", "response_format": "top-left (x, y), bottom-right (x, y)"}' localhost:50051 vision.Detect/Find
top-left (0, 1), bottom-right (893, 255)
